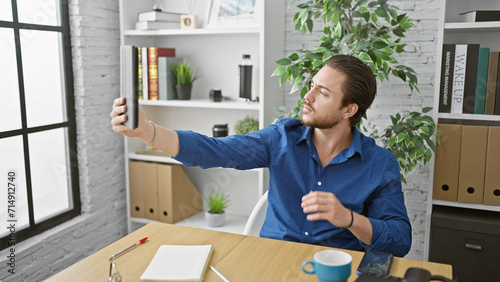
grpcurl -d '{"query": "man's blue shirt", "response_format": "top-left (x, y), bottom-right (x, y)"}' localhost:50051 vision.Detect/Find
top-left (174, 118), bottom-right (411, 257)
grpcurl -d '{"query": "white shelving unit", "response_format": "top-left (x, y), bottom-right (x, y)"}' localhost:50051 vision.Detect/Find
top-left (118, 0), bottom-right (285, 233)
top-left (425, 0), bottom-right (500, 260)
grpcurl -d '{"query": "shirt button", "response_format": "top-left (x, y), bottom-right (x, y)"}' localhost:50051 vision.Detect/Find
top-left (317, 181), bottom-right (322, 186)
top-left (304, 232), bottom-right (309, 236)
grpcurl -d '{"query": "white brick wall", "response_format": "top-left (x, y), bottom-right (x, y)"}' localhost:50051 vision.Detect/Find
top-left (0, 0), bottom-right (127, 281)
top-left (0, 2), bottom-right (439, 279)
top-left (283, 0), bottom-right (440, 259)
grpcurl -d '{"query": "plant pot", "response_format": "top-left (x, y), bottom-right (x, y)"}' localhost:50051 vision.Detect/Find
top-left (205, 211), bottom-right (225, 227)
top-left (175, 84), bottom-right (192, 100)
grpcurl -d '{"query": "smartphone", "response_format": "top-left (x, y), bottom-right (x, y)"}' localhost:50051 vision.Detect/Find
top-left (356, 250), bottom-right (394, 275)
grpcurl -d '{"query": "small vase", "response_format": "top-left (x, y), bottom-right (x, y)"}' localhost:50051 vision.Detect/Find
top-left (205, 211), bottom-right (225, 227)
top-left (175, 84), bottom-right (192, 100)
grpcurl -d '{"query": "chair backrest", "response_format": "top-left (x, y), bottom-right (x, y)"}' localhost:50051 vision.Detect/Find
top-left (242, 191), bottom-right (268, 236)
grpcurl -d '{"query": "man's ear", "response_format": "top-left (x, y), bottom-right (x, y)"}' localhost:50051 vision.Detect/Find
top-left (344, 103), bottom-right (358, 119)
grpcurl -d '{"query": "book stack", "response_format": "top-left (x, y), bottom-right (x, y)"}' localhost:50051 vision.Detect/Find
top-left (136, 46), bottom-right (181, 101)
top-left (136, 10), bottom-right (182, 30)
top-left (438, 43), bottom-right (500, 115)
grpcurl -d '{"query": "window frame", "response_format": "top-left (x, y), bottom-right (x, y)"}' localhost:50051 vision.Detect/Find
top-left (0, 0), bottom-right (80, 250)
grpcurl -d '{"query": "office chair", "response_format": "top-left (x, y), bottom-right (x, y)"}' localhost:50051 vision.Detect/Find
top-left (242, 191), bottom-right (268, 236)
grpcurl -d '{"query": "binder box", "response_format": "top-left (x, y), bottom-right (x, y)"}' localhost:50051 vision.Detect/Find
top-left (484, 126), bottom-right (500, 206)
top-left (129, 161), bottom-right (202, 223)
top-left (433, 124), bottom-right (463, 201)
top-left (457, 126), bottom-right (488, 204)
top-left (157, 163), bottom-right (202, 224)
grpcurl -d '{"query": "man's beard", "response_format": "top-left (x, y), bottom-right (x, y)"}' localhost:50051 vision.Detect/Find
top-left (301, 115), bottom-right (341, 129)
top-left (301, 101), bottom-right (342, 129)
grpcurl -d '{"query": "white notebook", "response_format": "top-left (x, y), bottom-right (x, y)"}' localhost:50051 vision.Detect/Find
top-left (140, 245), bottom-right (213, 282)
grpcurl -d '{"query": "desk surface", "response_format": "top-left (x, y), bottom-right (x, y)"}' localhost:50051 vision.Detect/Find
top-left (46, 222), bottom-right (452, 281)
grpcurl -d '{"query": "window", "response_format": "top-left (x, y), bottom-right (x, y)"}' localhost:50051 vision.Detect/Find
top-left (0, 0), bottom-right (80, 249)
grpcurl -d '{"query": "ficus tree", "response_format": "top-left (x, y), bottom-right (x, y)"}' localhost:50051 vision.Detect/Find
top-left (272, 0), bottom-right (437, 183)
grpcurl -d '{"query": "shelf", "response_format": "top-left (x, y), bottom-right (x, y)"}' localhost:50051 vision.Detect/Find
top-left (438, 113), bottom-right (500, 121)
top-left (128, 152), bottom-right (180, 164)
top-left (139, 99), bottom-right (260, 110)
top-left (444, 21), bottom-right (500, 32)
top-left (124, 27), bottom-right (260, 37)
top-left (433, 200), bottom-right (500, 212)
top-left (131, 212), bottom-right (249, 235)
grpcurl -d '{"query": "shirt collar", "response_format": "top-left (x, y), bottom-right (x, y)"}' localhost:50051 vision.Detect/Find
top-left (296, 125), bottom-right (364, 161)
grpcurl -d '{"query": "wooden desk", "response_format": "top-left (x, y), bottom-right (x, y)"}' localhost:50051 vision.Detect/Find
top-left (46, 222), bottom-right (452, 281)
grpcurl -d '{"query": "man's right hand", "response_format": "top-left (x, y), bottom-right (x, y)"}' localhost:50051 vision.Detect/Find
top-left (110, 97), bottom-right (147, 139)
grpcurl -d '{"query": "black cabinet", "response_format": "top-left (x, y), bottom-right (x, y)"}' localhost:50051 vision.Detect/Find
top-left (429, 205), bottom-right (500, 282)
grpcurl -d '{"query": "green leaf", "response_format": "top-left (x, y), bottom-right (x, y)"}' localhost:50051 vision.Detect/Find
top-left (288, 53), bottom-right (300, 61)
top-left (422, 107), bottom-right (433, 113)
top-left (272, 65), bottom-right (287, 77)
top-left (290, 65), bottom-right (300, 78)
top-left (276, 58), bottom-right (292, 66)
top-left (280, 72), bottom-right (288, 85)
top-left (372, 40), bottom-right (389, 49)
top-left (323, 51), bottom-right (333, 61)
top-left (358, 52), bottom-right (372, 63)
top-left (388, 138), bottom-right (396, 149)
top-left (396, 132), bottom-right (406, 143)
top-left (370, 12), bottom-right (378, 25)
top-left (313, 59), bottom-right (323, 68)
top-left (307, 19), bottom-right (314, 32)
top-left (290, 81), bottom-right (302, 93)
top-left (421, 125), bottom-right (430, 136)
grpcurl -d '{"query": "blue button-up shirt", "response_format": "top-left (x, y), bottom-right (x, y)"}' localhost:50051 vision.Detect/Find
top-left (174, 118), bottom-right (411, 257)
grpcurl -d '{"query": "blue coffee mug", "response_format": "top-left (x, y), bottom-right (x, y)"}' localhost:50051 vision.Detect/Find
top-left (302, 250), bottom-right (352, 282)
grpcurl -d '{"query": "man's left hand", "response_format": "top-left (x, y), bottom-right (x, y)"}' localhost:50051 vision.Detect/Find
top-left (301, 191), bottom-right (352, 228)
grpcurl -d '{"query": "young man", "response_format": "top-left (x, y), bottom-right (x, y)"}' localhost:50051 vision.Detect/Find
top-left (111, 55), bottom-right (412, 257)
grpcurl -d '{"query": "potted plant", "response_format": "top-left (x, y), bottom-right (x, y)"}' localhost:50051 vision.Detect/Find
top-left (172, 59), bottom-right (199, 100)
top-left (235, 116), bottom-right (259, 135)
top-left (272, 0), bottom-right (437, 183)
top-left (204, 190), bottom-right (230, 227)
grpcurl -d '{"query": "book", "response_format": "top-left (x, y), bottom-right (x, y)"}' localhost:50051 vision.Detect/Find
top-left (140, 245), bottom-right (213, 282)
top-left (485, 52), bottom-right (499, 115)
top-left (158, 57), bottom-right (182, 100)
top-left (148, 47), bottom-right (176, 100)
top-left (459, 10), bottom-right (500, 22)
top-left (138, 47), bottom-right (144, 100)
top-left (474, 47), bottom-right (490, 114)
top-left (138, 11), bottom-right (182, 22)
top-left (450, 44), bottom-right (467, 114)
top-left (142, 47), bottom-right (149, 100)
top-left (119, 45), bottom-right (139, 129)
top-left (462, 44), bottom-right (480, 114)
top-left (439, 44), bottom-right (455, 113)
top-left (136, 21), bottom-right (181, 30)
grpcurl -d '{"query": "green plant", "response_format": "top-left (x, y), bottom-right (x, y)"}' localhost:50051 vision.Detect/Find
top-left (235, 116), bottom-right (259, 135)
top-left (272, 0), bottom-right (437, 181)
top-left (172, 60), bottom-right (199, 85)
top-left (368, 107), bottom-right (437, 183)
top-left (204, 191), bottom-right (229, 214)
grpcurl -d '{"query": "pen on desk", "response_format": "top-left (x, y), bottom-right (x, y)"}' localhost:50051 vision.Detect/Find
top-left (210, 266), bottom-right (230, 282)
top-left (109, 237), bottom-right (148, 261)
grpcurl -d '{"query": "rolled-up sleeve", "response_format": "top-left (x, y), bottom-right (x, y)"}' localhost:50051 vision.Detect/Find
top-left (173, 129), bottom-right (272, 169)
top-left (359, 158), bottom-right (412, 257)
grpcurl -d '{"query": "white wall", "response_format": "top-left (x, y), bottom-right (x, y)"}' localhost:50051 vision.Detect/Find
top-left (283, 0), bottom-right (440, 260)
top-left (0, 0), bottom-right (127, 281)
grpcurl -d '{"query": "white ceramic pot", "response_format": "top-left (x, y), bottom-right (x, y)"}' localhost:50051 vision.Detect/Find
top-left (205, 211), bottom-right (225, 227)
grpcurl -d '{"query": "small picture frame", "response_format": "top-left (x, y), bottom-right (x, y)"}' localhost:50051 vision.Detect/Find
top-left (181, 14), bottom-right (198, 29)
top-left (205, 0), bottom-right (259, 28)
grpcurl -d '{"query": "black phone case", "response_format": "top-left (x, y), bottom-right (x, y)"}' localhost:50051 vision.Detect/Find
top-left (356, 250), bottom-right (394, 275)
